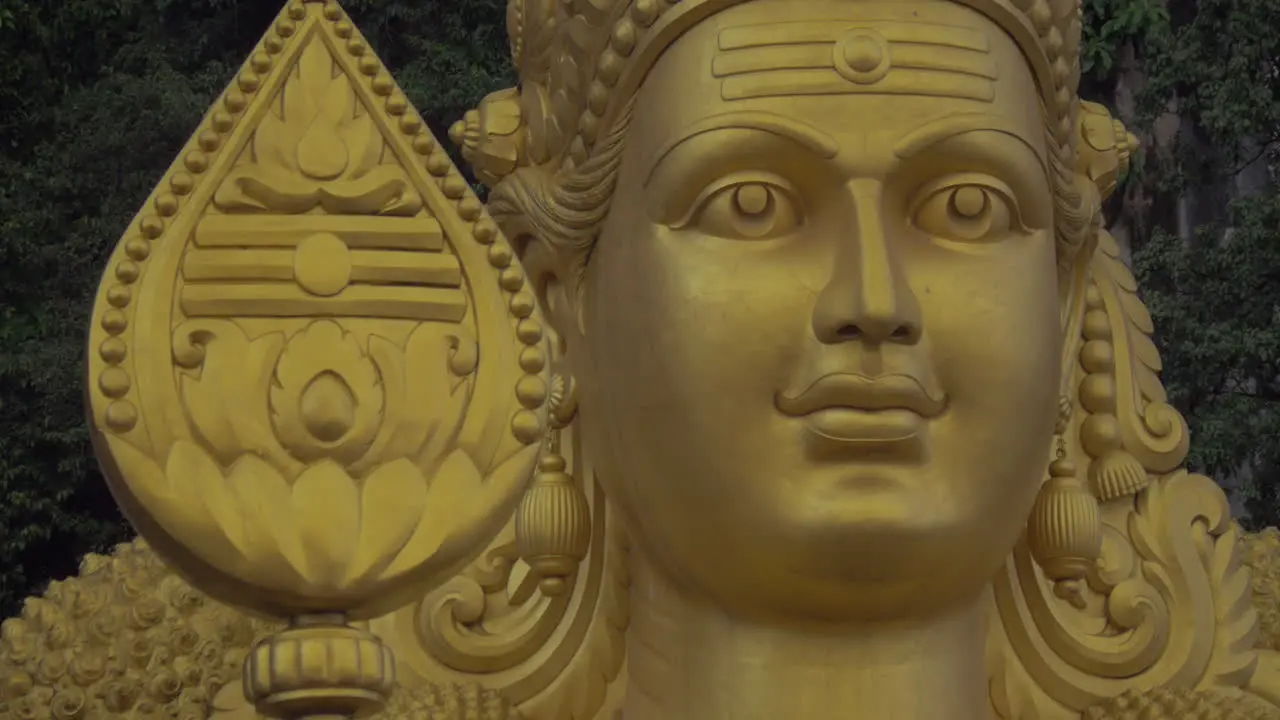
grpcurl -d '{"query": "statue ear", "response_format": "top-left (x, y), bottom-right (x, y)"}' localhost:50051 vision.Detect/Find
top-left (450, 87), bottom-right (585, 343)
top-left (519, 232), bottom-right (582, 348)
top-left (1058, 102), bottom-right (1140, 401)
top-left (1059, 227), bottom-right (1093, 401)
top-left (1076, 102), bottom-right (1139, 206)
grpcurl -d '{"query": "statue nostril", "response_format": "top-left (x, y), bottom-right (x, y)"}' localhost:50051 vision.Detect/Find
top-left (826, 322), bottom-right (916, 343)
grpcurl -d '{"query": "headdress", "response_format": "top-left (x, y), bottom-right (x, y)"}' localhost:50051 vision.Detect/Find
top-left (453, 0), bottom-right (1085, 186)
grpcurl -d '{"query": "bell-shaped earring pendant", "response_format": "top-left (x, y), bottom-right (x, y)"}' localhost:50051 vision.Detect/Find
top-left (1027, 433), bottom-right (1103, 609)
top-left (515, 374), bottom-right (591, 596)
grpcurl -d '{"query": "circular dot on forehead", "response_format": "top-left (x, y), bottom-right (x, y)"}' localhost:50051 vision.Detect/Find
top-left (734, 184), bottom-right (770, 215)
top-left (842, 35), bottom-right (884, 73)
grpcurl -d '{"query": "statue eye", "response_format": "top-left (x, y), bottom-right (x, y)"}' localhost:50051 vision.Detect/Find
top-left (911, 179), bottom-right (1023, 243)
top-left (677, 178), bottom-right (803, 241)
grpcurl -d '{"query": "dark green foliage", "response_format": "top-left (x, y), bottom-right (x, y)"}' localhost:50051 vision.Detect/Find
top-left (0, 0), bottom-right (510, 616)
top-left (1080, 0), bottom-right (1280, 526)
top-left (1135, 199), bottom-right (1280, 473)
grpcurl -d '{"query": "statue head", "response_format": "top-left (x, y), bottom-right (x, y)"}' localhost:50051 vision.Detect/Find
top-left (468, 0), bottom-right (1106, 623)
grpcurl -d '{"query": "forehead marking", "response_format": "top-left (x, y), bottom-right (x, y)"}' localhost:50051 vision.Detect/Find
top-left (714, 20), bottom-right (997, 103)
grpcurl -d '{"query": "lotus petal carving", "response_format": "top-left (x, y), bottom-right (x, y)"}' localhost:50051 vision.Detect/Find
top-left (175, 319), bottom-right (478, 478)
top-left (105, 433), bottom-right (539, 617)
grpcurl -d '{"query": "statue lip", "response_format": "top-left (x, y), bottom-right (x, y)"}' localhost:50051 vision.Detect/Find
top-left (774, 373), bottom-right (948, 419)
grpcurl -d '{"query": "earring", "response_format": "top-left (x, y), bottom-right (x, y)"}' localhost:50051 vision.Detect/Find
top-left (515, 373), bottom-right (591, 596)
top-left (1027, 396), bottom-right (1102, 609)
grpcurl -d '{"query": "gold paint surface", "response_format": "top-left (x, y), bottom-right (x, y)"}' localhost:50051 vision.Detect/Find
top-left (23, 0), bottom-right (1275, 719)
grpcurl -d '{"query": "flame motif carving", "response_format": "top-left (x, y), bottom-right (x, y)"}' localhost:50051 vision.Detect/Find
top-left (214, 35), bottom-right (422, 216)
top-left (268, 321), bottom-right (386, 464)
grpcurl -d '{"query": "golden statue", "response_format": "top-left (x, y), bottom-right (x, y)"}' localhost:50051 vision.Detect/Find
top-left (4, 0), bottom-right (1280, 718)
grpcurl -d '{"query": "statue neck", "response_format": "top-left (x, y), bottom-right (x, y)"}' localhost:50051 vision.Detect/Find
top-left (622, 551), bottom-right (992, 720)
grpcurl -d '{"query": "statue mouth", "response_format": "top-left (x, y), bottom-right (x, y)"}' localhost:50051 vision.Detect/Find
top-left (774, 373), bottom-right (948, 419)
top-left (774, 374), bottom-right (947, 450)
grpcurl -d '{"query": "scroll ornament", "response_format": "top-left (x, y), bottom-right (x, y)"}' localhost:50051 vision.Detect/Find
top-left (986, 102), bottom-right (1261, 719)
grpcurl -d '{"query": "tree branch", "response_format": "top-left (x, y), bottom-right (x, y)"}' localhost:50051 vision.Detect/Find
top-left (1223, 139), bottom-right (1279, 178)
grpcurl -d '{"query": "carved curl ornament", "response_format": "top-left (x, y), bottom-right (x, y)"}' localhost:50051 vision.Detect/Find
top-left (0, 539), bottom-right (274, 719)
top-left (1243, 530), bottom-right (1280, 654)
top-left (1084, 688), bottom-right (1280, 720)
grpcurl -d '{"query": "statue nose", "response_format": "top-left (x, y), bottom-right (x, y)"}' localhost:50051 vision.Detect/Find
top-left (811, 180), bottom-right (923, 345)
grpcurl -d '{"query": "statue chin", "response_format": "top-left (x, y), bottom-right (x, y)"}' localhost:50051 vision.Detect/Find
top-left (620, 482), bottom-right (1035, 623)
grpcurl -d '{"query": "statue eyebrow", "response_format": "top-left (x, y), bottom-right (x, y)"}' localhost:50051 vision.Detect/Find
top-left (893, 113), bottom-right (1045, 172)
top-left (643, 110), bottom-right (839, 186)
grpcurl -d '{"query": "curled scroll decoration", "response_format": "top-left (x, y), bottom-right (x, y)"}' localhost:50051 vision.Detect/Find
top-left (1091, 231), bottom-right (1190, 472)
top-left (374, 422), bottom-right (631, 720)
top-left (988, 103), bottom-right (1249, 707)
top-left (997, 472), bottom-right (1257, 716)
top-left (413, 524), bottom-right (572, 673)
top-left (992, 102), bottom-right (1252, 713)
top-left (993, 236), bottom-right (1258, 714)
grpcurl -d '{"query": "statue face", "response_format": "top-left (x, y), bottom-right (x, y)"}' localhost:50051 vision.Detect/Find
top-left (563, 0), bottom-right (1063, 621)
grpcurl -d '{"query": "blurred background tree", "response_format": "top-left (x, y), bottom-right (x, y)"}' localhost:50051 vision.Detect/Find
top-left (0, 0), bottom-right (1278, 617)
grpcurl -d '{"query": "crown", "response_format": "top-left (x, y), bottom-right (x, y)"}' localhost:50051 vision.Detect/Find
top-left (452, 0), bottom-right (1084, 187)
